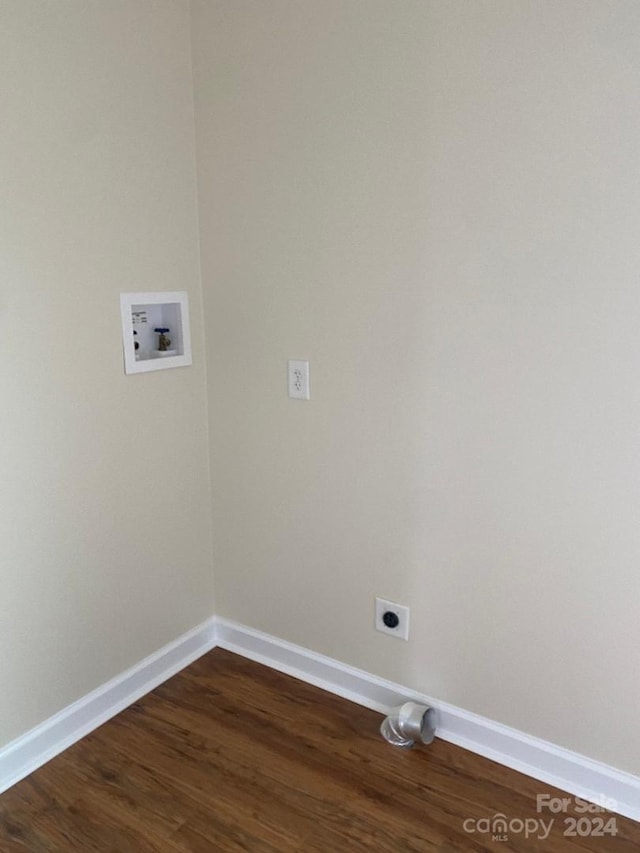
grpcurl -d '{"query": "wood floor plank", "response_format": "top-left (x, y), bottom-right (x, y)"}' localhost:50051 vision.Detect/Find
top-left (0, 648), bottom-right (638, 851)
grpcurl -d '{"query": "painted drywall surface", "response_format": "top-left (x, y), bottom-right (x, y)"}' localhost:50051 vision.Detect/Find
top-left (0, 1), bottom-right (213, 747)
top-left (193, 0), bottom-right (640, 775)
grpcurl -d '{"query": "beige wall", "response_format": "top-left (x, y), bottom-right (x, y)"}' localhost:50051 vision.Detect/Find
top-left (3, 0), bottom-right (639, 781)
top-left (0, 1), bottom-right (213, 747)
top-left (193, 0), bottom-right (640, 775)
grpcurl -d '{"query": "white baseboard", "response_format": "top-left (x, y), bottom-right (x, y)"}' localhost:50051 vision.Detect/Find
top-left (214, 617), bottom-right (640, 824)
top-left (1, 613), bottom-right (638, 826)
top-left (0, 617), bottom-right (216, 796)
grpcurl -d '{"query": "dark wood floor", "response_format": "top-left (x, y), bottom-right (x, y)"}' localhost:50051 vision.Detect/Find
top-left (0, 649), bottom-right (638, 851)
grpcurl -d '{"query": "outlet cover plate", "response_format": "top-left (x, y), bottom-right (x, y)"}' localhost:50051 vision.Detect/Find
top-left (375, 597), bottom-right (410, 641)
top-left (288, 360), bottom-right (310, 400)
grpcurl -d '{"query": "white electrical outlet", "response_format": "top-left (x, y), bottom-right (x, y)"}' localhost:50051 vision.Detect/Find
top-left (375, 597), bottom-right (410, 640)
top-left (288, 360), bottom-right (310, 400)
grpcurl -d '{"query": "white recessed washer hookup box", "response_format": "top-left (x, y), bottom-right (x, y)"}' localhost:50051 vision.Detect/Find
top-left (120, 291), bottom-right (192, 374)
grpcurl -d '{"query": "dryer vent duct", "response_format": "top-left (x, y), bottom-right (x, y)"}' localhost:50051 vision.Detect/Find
top-left (380, 702), bottom-right (436, 749)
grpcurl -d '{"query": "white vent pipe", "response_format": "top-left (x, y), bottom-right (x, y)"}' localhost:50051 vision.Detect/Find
top-left (380, 702), bottom-right (437, 748)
